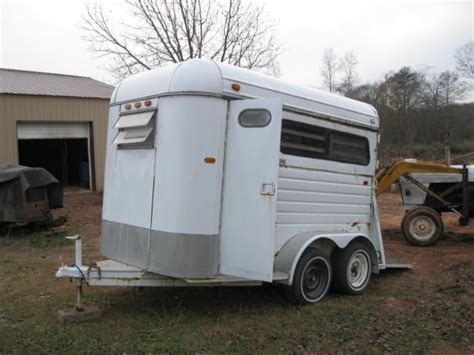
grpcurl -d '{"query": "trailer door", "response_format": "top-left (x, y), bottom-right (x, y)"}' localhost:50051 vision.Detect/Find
top-left (220, 98), bottom-right (282, 281)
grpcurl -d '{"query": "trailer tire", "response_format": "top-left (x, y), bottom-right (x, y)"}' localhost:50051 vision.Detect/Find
top-left (401, 207), bottom-right (443, 246)
top-left (285, 248), bottom-right (332, 305)
top-left (332, 241), bottom-right (372, 295)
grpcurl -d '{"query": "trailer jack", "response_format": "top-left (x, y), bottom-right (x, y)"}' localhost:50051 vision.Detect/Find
top-left (57, 236), bottom-right (102, 324)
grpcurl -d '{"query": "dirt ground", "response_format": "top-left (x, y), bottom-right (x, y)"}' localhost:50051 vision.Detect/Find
top-left (1, 190), bottom-right (473, 353)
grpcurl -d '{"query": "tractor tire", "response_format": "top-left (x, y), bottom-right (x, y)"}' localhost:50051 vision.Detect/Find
top-left (401, 207), bottom-right (444, 246)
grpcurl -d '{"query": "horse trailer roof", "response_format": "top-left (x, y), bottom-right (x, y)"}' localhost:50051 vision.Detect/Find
top-left (0, 68), bottom-right (114, 99)
top-left (112, 59), bottom-right (379, 129)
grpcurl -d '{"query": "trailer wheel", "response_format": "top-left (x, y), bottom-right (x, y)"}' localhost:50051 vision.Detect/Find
top-left (332, 241), bottom-right (372, 295)
top-left (285, 248), bottom-right (332, 305)
top-left (401, 207), bottom-right (443, 246)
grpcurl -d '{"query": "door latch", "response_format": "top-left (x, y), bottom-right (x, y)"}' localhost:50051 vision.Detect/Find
top-left (260, 182), bottom-right (276, 196)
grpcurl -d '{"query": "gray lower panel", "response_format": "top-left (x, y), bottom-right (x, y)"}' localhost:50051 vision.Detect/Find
top-left (101, 220), bottom-right (150, 269)
top-left (147, 229), bottom-right (219, 278)
top-left (101, 220), bottom-right (219, 278)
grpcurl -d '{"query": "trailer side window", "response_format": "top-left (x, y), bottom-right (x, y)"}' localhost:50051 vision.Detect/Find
top-left (280, 119), bottom-right (329, 159)
top-left (239, 109), bottom-right (271, 127)
top-left (113, 110), bottom-right (156, 149)
top-left (330, 131), bottom-right (370, 165)
top-left (280, 119), bottom-right (370, 165)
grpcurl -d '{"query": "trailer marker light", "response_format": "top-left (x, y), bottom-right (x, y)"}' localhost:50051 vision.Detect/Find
top-left (144, 99), bottom-right (152, 107)
top-left (134, 102), bottom-right (142, 108)
top-left (231, 83), bottom-right (241, 91)
top-left (204, 157), bottom-right (216, 164)
top-left (125, 103), bottom-right (131, 110)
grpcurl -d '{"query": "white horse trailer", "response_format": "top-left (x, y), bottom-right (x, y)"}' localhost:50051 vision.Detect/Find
top-left (57, 59), bottom-right (396, 306)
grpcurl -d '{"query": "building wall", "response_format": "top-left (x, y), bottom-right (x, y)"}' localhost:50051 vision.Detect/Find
top-left (0, 94), bottom-right (109, 191)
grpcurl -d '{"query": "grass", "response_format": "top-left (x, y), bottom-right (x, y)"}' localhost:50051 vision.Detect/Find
top-left (1, 264), bottom-right (473, 353)
top-left (1, 190), bottom-right (473, 353)
top-left (0, 227), bottom-right (72, 248)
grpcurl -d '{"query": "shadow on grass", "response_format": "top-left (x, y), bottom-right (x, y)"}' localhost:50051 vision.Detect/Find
top-left (86, 283), bottom-right (292, 320)
top-left (81, 270), bottom-right (411, 320)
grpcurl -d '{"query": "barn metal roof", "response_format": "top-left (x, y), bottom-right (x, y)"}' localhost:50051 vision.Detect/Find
top-left (0, 68), bottom-right (114, 99)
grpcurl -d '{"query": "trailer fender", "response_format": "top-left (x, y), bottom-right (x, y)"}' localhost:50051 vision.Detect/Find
top-left (274, 232), bottom-right (378, 285)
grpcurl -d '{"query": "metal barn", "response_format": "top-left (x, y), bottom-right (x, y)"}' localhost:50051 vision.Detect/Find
top-left (0, 68), bottom-right (113, 191)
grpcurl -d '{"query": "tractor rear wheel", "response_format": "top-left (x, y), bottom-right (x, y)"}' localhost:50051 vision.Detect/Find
top-left (401, 207), bottom-right (444, 246)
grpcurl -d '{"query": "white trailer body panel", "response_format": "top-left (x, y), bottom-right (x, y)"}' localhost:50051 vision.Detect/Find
top-left (146, 96), bottom-right (227, 277)
top-left (220, 99), bottom-right (282, 281)
top-left (101, 105), bottom-right (157, 268)
top-left (101, 106), bottom-right (155, 230)
top-left (151, 96), bottom-right (226, 235)
top-left (275, 112), bottom-right (376, 252)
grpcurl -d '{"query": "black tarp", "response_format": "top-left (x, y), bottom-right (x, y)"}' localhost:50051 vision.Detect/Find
top-left (0, 164), bottom-right (63, 222)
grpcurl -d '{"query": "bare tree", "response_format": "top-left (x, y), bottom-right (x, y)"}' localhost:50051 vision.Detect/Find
top-left (425, 70), bottom-right (467, 109)
top-left (320, 48), bottom-right (339, 92)
top-left (351, 81), bottom-right (389, 110)
top-left (438, 71), bottom-right (467, 106)
top-left (81, 0), bottom-right (281, 80)
top-left (337, 50), bottom-right (358, 96)
top-left (454, 41), bottom-right (474, 79)
top-left (424, 71), bottom-right (444, 110)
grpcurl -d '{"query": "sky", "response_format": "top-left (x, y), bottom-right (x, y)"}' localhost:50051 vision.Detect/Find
top-left (0, 0), bottom-right (473, 90)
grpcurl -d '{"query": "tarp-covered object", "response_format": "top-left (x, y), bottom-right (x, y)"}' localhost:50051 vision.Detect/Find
top-left (0, 164), bottom-right (63, 222)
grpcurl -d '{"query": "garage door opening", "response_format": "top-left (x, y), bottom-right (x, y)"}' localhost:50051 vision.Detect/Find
top-left (17, 122), bottom-right (94, 190)
top-left (18, 139), bottom-right (90, 187)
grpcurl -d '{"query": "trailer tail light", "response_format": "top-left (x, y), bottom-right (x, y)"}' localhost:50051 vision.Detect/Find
top-left (144, 99), bottom-right (152, 107)
top-left (231, 83), bottom-right (241, 91)
top-left (134, 102), bottom-right (142, 108)
top-left (125, 103), bottom-right (131, 110)
top-left (204, 157), bottom-right (216, 164)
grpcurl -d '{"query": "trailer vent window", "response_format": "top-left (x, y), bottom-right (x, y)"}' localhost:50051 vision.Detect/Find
top-left (280, 119), bottom-right (370, 165)
top-left (280, 119), bottom-right (329, 159)
top-left (330, 131), bottom-right (370, 165)
top-left (113, 110), bottom-right (156, 149)
top-left (239, 109), bottom-right (271, 127)
top-left (114, 110), bottom-right (155, 129)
